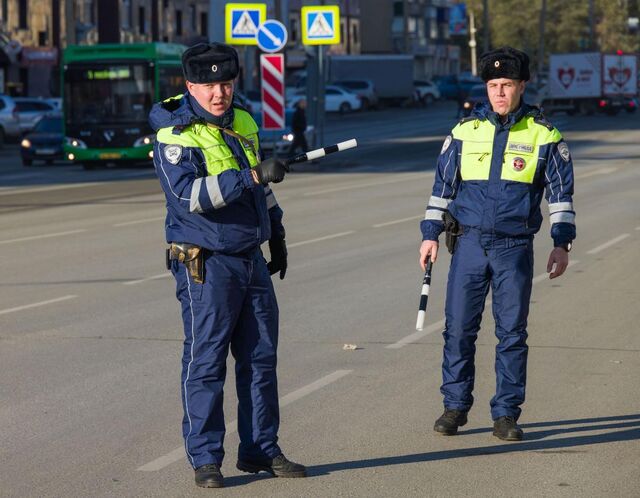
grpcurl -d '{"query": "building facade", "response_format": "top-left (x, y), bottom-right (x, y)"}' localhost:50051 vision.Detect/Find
top-left (0, 0), bottom-right (209, 96)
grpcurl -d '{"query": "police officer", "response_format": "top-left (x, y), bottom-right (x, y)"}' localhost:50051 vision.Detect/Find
top-left (418, 47), bottom-right (576, 441)
top-left (149, 42), bottom-right (306, 488)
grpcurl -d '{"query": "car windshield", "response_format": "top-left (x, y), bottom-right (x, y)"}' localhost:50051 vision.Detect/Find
top-left (64, 62), bottom-right (154, 125)
top-left (34, 117), bottom-right (63, 133)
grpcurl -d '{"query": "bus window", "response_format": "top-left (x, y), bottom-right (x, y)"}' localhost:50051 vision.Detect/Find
top-left (158, 65), bottom-right (186, 100)
top-left (64, 63), bottom-right (154, 124)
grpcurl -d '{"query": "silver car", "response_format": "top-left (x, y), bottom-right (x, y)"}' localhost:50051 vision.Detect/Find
top-left (0, 95), bottom-right (56, 146)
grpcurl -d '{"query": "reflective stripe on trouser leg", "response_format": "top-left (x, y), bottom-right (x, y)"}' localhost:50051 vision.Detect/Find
top-left (174, 255), bottom-right (246, 468)
top-left (441, 232), bottom-right (491, 412)
top-left (232, 253), bottom-right (282, 462)
top-left (488, 239), bottom-right (534, 421)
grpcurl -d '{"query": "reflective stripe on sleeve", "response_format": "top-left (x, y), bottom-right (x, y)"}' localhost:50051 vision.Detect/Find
top-left (190, 178), bottom-right (203, 213)
top-left (550, 211), bottom-right (575, 225)
top-left (428, 195), bottom-right (452, 209)
top-left (548, 202), bottom-right (573, 214)
top-left (425, 209), bottom-right (445, 221)
top-left (205, 176), bottom-right (226, 209)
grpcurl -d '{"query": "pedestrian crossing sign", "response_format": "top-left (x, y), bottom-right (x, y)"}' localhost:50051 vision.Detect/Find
top-left (225, 3), bottom-right (266, 45)
top-left (301, 5), bottom-right (341, 45)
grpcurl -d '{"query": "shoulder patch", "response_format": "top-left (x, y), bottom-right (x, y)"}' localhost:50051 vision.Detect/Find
top-left (440, 135), bottom-right (453, 155)
top-left (164, 144), bottom-right (183, 165)
top-left (557, 141), bottom-right (570, 162)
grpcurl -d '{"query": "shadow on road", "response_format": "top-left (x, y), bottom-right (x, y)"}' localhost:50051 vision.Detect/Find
top-left (306, 413), bottom-right (640, 476)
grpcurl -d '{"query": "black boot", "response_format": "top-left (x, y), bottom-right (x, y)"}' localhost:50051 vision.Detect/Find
top-left (434, 409), bottom-right (468, 435)
top-left (493, 416), bottom-right (524, 441)
top-left (237, 453), bottom-right (307, 478)
top-left (194, 463), bottom-right (224, 488)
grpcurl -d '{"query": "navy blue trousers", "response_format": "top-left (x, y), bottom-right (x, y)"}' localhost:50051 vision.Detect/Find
top-left (441, 228), bottom-right (534, 420)
top-left (172, 250), bottom-right (281, 469)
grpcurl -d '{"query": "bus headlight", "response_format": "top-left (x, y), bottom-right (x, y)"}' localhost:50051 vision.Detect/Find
top-left (148, 150), bottom-right (154, 158)
top-left (282, 133), bottom-right (294, 142)
top-left (65, 137), bottom-right (87, 149)
top-left (134, 135), bottom-right (155, 147)
top-left (21, 138), bottom-right (32, 148)
top-left (463, 102), bottom-right (471, 109)
top-left (68, 153), bottom-right (75, 161)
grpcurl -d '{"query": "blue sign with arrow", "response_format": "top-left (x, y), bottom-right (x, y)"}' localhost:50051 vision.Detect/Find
top-left (256, 19), bottom-right (288, 53)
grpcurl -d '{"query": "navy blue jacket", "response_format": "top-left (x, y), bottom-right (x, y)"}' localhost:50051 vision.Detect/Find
top-left (149, 94), bottom-right (284, 253)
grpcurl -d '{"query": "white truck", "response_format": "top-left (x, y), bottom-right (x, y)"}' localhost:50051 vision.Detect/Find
top-left (542, 52), bottom-right (638, 115)
top-left (327, 54), bottom-right (415, 106)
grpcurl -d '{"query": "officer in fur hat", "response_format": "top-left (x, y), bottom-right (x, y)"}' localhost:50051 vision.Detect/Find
top-left (418, 47), bottom-right (576, 441)
top-left (149, 42), bottom-right (305, 488)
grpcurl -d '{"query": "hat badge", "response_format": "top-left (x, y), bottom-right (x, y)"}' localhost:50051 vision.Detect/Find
top-left (211, 64), bottom-right (218, 73)
top-left (494, 60), bottom-right (500, 68)
top-left (513, 157), bottom-right (526, 171)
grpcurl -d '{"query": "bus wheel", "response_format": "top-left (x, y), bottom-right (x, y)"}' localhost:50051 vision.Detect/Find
top-left (82, 162), bottom-right (98, 170)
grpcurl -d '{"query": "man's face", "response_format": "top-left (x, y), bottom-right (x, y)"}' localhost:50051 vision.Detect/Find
top-left (186, 80), bottom-right (234, 116)
top-left (486, 78), bottom-right (525, 116)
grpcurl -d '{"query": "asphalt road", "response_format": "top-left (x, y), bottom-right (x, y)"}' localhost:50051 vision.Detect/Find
top-left (1, 103), bottom-right (639, 497)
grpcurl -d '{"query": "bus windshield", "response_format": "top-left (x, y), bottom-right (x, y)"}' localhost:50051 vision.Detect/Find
top-left (64, 62), bottom-right (153, 124)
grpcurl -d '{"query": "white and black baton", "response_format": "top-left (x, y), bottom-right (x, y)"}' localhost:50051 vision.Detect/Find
top-left (415, 259), bottom-right (433, 331)
top-left (284, 139), bottom-right (358, 167)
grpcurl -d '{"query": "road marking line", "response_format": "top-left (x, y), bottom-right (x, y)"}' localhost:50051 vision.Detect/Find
top-left (0, 295), bottom-right (77, 316)
top-left (113, 216), bottom-right (165, 227)
top-left (373, 215), bottom-right (422, 228)
top-left (123, 273), bottom-right (171, 286)
top-left (303, 173), bottom-right (427, 197)
top-left (388, 260), bottom-right (580, 349)
top-left (0, 229), bottom-right (87, 245)
top-left (288, 231), bottom-right (355, 248)
top-left (137, 369), bottom-right (352, 472)
top-left (587, 234), bottom-right (630, 255)
top-left (575, 166), bottom-right (617, 179)
top-left (0, 182), bottom-right (102, 196)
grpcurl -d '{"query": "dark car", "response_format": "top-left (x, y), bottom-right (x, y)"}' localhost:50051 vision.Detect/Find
top-left (434, 74), bottom-right (483, 100)
top-left (20, 114), bottom-right (65, 166)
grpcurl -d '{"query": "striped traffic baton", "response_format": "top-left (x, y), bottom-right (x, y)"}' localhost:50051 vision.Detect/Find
top-left (284, 139), bottom-right (358, 167)
top-left (415, 259), bottom-right (433, 331)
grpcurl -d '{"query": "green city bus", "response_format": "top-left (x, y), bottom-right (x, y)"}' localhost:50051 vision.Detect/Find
top-left (62, 43), bottom-right (186, 169)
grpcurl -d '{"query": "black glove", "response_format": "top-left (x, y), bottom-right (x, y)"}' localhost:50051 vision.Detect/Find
top-left (253, 158), bottom-right (288, 184)
top-left (267, 236), bottom-right (288, 280)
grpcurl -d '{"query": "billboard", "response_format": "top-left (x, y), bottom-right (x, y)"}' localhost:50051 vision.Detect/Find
top-left (450, 3), bottom-right (467, 36)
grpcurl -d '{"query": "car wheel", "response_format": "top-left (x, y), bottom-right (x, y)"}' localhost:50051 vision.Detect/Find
top-left (45, 159), bottom-right (54, 165)
top-left (22, 158), bottom-right (33, 166)
top-left (361, 97), bottom-right (370, 109)
top-left (422, 94), bottom-right (435, 106)
top-left (339, 102), bottom-right (352, 114)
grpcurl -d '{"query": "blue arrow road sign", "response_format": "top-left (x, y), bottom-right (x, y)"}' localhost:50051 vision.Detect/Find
top-left (256, 19), bottom-right (288, 53)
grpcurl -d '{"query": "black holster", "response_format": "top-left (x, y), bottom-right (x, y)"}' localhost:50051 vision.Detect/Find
top-left (167, 243), bottom-right (204, 283)
top-left (443, 211), bottom-right (463, 255)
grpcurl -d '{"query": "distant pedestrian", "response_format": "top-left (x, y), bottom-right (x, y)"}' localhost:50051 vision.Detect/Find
top-left (289, 98), bottom-right (308, 155)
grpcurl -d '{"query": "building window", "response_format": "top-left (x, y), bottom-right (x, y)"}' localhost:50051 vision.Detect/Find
top-left (352, 23), bottom-right (359, 44)
top-left (1, 0), bottom-right (8, 24)
top-left (38, 31), bottom-right (48, 46)
top-left (139, 6), bottom-right (146, 34)
top-left (189, 5), bottom-right (196, 31)
top-left (18, 0), bottom-right (28, 29)
top-left (122, 0), bottom-right (131, 29)
top-left (176, 9), bottom-right (183, 36)
top-left (200, 12), bottom-right (208, 37)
